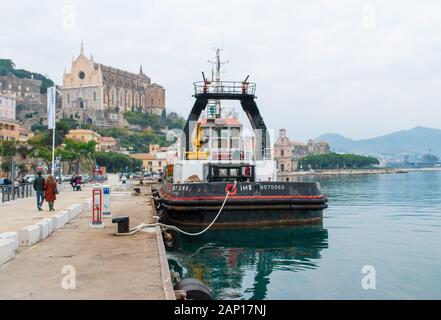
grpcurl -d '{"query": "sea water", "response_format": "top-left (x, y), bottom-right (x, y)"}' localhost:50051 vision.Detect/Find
top-left (168, 170), bottom-right (441, 299)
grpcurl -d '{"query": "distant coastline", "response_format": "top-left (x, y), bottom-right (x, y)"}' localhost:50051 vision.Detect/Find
top-left (281, 167), bottom-right (441, 176)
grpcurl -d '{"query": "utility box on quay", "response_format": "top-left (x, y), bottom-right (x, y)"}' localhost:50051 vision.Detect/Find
top-left (102, 184), bottom-right (111, 218)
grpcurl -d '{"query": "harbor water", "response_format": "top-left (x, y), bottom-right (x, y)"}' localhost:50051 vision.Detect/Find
top-left (168, 170), bottom-right (441, 299)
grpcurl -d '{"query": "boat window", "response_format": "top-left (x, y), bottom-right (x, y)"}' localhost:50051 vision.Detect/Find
top-left (220, 139), bottom-right (228, 148)
top-left (207, 164), bottom-right (255, 183)
top-left (212, 129), bottom-right (220, 139)
top-left (220, 129), bottom-right (229, 138)
top-left (231, 128), bottom-right (240, 138)
top-left (242, 166), bottom-right (252, 176)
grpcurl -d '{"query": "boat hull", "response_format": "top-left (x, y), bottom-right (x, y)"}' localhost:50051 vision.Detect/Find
top-left (156, 182), bottom-right (328, 228)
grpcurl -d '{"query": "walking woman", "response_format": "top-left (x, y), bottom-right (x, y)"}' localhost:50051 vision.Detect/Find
top-left (44, 175), bottom-right (58, 211)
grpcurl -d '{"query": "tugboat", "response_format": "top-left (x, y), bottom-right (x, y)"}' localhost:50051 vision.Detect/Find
top-left (155, 49), bottom-right (327, 229)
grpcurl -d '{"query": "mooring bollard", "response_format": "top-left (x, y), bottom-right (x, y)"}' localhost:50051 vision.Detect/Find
top-left (112, 216), bottom-right (129, 234)
top-left (90, 184), bottom-right (104, 229)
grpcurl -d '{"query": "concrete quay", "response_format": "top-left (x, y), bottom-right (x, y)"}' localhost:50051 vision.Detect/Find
top-left (0, 184), bottom-right (175, 300)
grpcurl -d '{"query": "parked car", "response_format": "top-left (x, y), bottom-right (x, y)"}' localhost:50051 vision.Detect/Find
top-left (0, 178), bottom-right (12, 189)
top-left (62, 174), bottom-right (73, 182)
top-left (25, 176), bottom-right (35, 184)
top-left (82, 174), bottom-right (90, 183)
top-left (22, 174), bottom-right (35, 183)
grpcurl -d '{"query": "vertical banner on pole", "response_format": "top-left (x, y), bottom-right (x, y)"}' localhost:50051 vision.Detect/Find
top-left (47, 86), bottom-right (56, 129)
top-left (47, 86), bottom-right (56, 175)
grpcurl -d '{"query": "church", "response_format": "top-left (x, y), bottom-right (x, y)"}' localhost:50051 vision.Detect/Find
top-left (61, 43), bottom-right (165, 127)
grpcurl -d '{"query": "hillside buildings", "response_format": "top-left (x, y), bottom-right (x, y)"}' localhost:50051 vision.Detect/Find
top-left (130, 144), bottom-right (169, 173)
top-left (0, 93), bottom-right (33, 142)
top-left (274, 129), bottom-right (330, 176)
top-left (100, 136), bottom-right (119, 152)
top-left (65, 129), bottom-right (120, 153)
top-left (0, 74), bottom-right (44, 105)
top-left (65, 129), bottom-right (102, 151)
top-left (0, 119), bottom-right (20, 142)
top-left (0, 93), bottom-right (16, 120)
top-left (61, 43), bottom-right (166, 127)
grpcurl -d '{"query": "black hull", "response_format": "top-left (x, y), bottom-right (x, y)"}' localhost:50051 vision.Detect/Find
top-left (155, 181), bottom-right (328, 229)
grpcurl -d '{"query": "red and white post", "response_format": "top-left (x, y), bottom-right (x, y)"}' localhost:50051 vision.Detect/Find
top-left (90, 185), bottom-right (104, 229)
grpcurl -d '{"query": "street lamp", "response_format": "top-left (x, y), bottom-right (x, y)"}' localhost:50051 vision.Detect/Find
top-left (33, 149), bottom-right (39, 175)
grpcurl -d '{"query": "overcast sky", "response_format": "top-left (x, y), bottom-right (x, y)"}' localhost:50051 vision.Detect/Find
top-left (1, 0), bottom-right (441, 141)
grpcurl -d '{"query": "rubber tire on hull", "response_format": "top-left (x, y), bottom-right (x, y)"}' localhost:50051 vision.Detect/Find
top-left (174, 278), bottom-right (212, 300)
top-left (162, 228), bottom-right (181, 252)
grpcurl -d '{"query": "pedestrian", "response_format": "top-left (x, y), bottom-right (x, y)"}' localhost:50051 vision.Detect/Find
top-left (33, 171), bottom-right (45, 211)
top-left (44, 175), bottom-right (58, 211)
top-left (70, 175), bottom-right (76, 191)
top-left (75, 176), bottom-right (82, 191)
top-left (13, 178), bottom-right (20, 197)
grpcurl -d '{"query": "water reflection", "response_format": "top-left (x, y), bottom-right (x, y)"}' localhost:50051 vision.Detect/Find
top-left (168, 225), bottom-right (328, 299)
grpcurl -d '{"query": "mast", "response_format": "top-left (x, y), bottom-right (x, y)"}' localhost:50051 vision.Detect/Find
top-left (208, 48), bottom-right (228, 119)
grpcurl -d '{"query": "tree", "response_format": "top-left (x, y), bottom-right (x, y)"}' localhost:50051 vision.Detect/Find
top-left (0, 141), bottom-right (16, 176)
top-left (0, 141), bottom-right (17, 157)
top-left (63, 139), bottom-right (97, 174)
top-left (97, 127), bottom-right (168, 153)
top-left (1, 161), bottom-right (11, 174)
top-left (17, 163), bottom-right (27, 175)
top-left (166, 112), bottom-right (186, 130)
top-left (299, 153), bottom-right (379, 170)
top-left (95, 152), bottom-right (142, 173)
top-left (0, 59), bottom-right (15, 75)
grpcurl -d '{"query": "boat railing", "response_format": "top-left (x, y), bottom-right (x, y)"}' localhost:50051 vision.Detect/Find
top-left (194, 81), bottom-right (256, 96)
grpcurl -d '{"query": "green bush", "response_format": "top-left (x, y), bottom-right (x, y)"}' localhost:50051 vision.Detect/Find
top-left (95, 152), bottom-right (142, 173)
top-left (299, 153), bottom-right (379, 170)
top-left (97, 127), bottom-right (168, 153)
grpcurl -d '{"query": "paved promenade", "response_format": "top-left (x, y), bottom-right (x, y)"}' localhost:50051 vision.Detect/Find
top-left (0, 184), bottom-right (93, 234)
top-left (0, 185), bottom-right (173, 300)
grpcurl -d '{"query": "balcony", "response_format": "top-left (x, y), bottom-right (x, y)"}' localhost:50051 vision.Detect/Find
top-left (193, 81), bottom-right (256, 99)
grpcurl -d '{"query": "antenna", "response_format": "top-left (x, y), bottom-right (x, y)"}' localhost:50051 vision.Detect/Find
top-left (208, 48), bottom-right (229, 83)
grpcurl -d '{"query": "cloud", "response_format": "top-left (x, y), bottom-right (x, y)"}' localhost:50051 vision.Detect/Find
top-left (1, 0), bottom-right (441, 141)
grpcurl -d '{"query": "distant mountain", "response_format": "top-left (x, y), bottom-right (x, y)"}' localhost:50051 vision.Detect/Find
top-left (315, 126), bottom-right (441, 156)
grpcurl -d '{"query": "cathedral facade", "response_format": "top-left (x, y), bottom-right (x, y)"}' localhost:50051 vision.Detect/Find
top-left (62, 44), bottom-right (165, 127)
